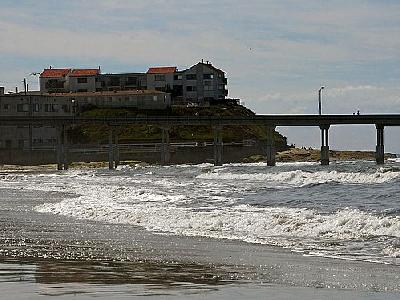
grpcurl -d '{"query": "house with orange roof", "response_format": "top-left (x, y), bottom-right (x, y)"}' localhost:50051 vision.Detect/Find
top-left (39, 68), bottom-right (71, 93)
top-left (67, 68), bottom-right (100, 93)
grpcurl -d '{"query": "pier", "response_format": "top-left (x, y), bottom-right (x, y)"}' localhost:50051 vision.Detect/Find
top-left (1, 114), bottom-right (399, 168)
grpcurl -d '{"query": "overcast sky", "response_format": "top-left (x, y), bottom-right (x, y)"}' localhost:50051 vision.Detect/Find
top-left (1, 0), bottom-right (399, 151)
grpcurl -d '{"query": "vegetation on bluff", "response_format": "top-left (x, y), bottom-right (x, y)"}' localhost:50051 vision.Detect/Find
top-left (68, 104), bottom-right (288, 150)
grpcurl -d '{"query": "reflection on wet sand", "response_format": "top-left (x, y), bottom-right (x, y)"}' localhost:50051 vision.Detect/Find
top-left (1, 258), bottom-right (240, 287)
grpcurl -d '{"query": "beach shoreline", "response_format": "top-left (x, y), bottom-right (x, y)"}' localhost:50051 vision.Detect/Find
top-left (0, 148), bottom-right (397, 171)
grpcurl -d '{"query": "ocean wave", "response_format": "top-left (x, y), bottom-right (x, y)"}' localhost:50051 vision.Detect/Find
top-left (35, 189), bottom-right (400, 253)
top-left (197, 169), bottom-right (400, 186)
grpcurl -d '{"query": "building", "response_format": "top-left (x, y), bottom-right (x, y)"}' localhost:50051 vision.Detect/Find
top-left (173, 61), bottom-right (228, 105)
top-left (39, 68), bottom-right (71, 93)
top-left (146, 66), bottom-right (176, 93)
top-left (98, 73), bottom-right (147, 91)
top-left (0, 89), bottom-right (170, 149)
top-left (39, 61), bottom-right (228, 105)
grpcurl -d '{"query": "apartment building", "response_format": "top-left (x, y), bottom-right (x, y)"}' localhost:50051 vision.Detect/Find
top-left (39, 61), bottom-right (228, 105)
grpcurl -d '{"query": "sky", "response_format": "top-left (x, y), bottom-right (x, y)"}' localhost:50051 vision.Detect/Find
top-left (0, 0), bottom-right (399, 151)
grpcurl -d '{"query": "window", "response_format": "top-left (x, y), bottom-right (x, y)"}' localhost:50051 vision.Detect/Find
top-left (5, 140), bottom-right (12, 149)
top-left (203, 74), bottom-right (214, 79)
top-left (155, 75), bottom-right (165, 81)
top-left (204, 81), bottom-right (214, 91)
top-left (186, 86), bottom-right (197, 92)
top-left (77, 77), bottom-right (88, 84)
top-left (61, 105), bottom-right (70, 113)
top-left (109, 77), bottom-right (120, 86)
top-left (18, 139), bottom-right (25, 149)
top-left (174, 74), bottom-right (182, 80)
top-left (126, 77), bottom-right (137, 85)
top-left (3, 104), bottom-right (10, 110)
top-left (17, 104), bottom-right (29, 112)
top-left (153, 96), bottom-right (158, 101)
top-left (33, 103), bottom-right (40, 112)
top-left (186, 74), bottom-right (196, 80)
top-left (45, 104), bottom-right (57, 112)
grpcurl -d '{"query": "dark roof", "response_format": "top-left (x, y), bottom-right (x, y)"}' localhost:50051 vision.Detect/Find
top-left (196, 62), bottom-right (225, 73)
top-left (69, 69), bottom-right (100, 77)
top-left (147, 67), bottom-right (177, 74)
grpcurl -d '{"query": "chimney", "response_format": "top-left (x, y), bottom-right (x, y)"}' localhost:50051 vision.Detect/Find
top-left (15, 87), bottom-right (18, 93)
top-left (0, 87), bottom-right (4, 96)
top-left (201, 59), bottom-right (204, 63)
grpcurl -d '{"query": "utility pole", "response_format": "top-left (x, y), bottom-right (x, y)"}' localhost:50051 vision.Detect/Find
top-left (318, 86), bottom-right (325, 115)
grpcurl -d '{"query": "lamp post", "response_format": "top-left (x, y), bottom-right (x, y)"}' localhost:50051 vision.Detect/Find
top-left (318, 86), bottom-right (325, 115)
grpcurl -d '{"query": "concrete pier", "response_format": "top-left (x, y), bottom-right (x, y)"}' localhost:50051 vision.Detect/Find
top-left (108, 128), bottom-right (115, 170)
top-left (56, 126), bottom-right (63, 170)
top-left (265, 126), bottom-right (276, 166)
top-left (56, 125), bottom-right (68, 170)
top-left (376, 124), bottom-right (385, 165)
top-left (161, 127), bottom-right (170, 165)
top-left (213, 126), bottom-right (223, 166)
top-left (114, 133), bottom-right (120, 168)
top-left (320, 125), bottom-right (330, 165)
top-left (63, 126), bottom-right (69, 170)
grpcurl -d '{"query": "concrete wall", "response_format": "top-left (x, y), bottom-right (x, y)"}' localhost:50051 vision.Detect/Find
top-left (0, 143), bottom-right (266, 165)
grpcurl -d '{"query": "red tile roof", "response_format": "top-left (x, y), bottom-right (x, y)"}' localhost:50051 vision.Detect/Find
top-left (40, 68), bottom-right (71, 78)
top-left (147, 67), bottom-right (177, 74)
top-left (69, 69), bottom-right (100, 77)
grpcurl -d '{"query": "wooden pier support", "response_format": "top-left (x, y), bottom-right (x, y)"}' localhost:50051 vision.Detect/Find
top-left (63, 126), bottom-right (69, 170)
top-left (266, 126), bottom-right (276, 166)
top-left (114, 133), bottom-right (120, 168)
top-left (56, 125), bottom-right (68, 170)
top-left (213, 126), bottom-right (223, 166)
top-left (320, 125), bottom-right (330, 166)
top-left (161, 127), bottom-right (170, 165)
top-left (375, 124), bottom-right (385, 165)
top-left (108, 128), bottom-right (115, 170)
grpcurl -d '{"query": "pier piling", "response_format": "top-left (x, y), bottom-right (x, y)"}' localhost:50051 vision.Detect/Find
top-left (161, 127), bottom-right (170, 165)
top-left (213, 126), bottom-right (223, 166)
top-left (266, 126), bottom-right (276, 166)
top-left (320, 125), bottom-right (330, 165)
top-left (108, 128), bottom-right (115, 170)
top-left (375, 124), bottom-right (385, 165)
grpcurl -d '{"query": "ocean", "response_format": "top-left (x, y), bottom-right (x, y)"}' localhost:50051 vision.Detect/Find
top-left (0, 159), bottom-right (399, 299)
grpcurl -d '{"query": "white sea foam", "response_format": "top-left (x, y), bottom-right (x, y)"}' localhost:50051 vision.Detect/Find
top-left (197, 169), bottom-right (400, 186)
top-left (2, 163), bottom-right (399, 264)
top-left (35, 183), bottom-right (400, 250)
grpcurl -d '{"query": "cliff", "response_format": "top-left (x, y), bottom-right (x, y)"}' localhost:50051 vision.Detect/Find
top-left (68, 104), bottom-right (289, 150)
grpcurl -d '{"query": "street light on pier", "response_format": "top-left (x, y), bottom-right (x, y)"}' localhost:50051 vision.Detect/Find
top-left (318, 86), bottom-right (325, 115)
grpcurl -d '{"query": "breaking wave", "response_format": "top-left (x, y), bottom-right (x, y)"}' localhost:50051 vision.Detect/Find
top-left (197, 169), bottom-right (400, 186)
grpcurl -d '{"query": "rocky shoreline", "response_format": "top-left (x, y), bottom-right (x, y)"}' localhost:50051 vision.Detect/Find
top-left (244, 148), bottom-right (397, 163)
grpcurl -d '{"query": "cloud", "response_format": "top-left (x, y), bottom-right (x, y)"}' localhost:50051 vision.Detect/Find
top-left (1, 0), bottom-right (400, 150)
